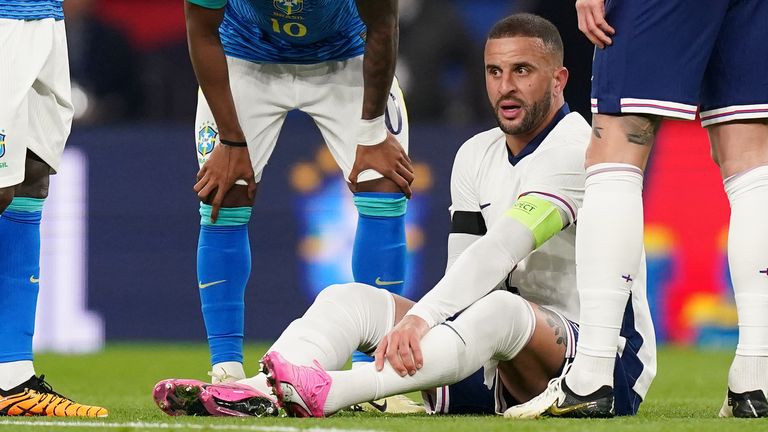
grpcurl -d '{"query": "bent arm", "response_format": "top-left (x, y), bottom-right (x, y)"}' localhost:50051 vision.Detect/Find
top-left (185, 1), bottom-right (245, 142)
top-left (407, 195), bottom-right (568, 328)
top-left (355, 0), bottom-right (398, 120)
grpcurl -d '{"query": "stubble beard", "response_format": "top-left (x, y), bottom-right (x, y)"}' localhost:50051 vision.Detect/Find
top-left (494, 87), bottom-right (552, 136)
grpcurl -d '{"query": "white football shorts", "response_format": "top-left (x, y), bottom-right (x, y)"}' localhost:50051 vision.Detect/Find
top-left (0, 18), bottom-right (72, 188)
top-left (194, 55), bottom-right (409, 183)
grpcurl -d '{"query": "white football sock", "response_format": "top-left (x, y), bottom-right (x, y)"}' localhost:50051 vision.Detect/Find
top-left (323, 291), bottom-right (535, 414)
top-left (240, 283), bottom-right (394, 395)
top-left (210, 361), bottom-right (245, 383)
top-left (568, 163), bottom-right (644, 395)
top-left (725, 165), bottom-right (768, 392)
top-left (0, 360), bottom-right (35, 391)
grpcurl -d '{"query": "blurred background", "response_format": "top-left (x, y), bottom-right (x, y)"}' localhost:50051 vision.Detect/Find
top-left (37, 0), bottom-right (736, 354)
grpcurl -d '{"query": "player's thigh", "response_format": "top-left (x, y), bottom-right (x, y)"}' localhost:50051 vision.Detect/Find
top-left (299, 56), bottom-right (409, 184)
top-left (700, 0), bottom-right (768, 129)
top-left (496, 304), bottom-right (575, 403)
top-left (0, 19), bottom-right (59, 189)
top-left (591, 0), bottom-right (727, 121)
top-left (22, 19), bottom-right (72, 196)
top-left (194, 58), bottom-right (291, 195)
top-left (701, 0), bottom-right (768, 178)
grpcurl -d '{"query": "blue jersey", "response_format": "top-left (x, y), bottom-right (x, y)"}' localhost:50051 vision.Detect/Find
top-left (0, 0), bottom-right (63, 20)
top-left (191, 0), bottom-right (366, 64)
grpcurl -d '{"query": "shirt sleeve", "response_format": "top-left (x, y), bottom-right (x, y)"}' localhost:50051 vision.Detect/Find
top-left (517, 144), bottom-right (586, 225)
top-left (446, 141), bottom-right (483, 269)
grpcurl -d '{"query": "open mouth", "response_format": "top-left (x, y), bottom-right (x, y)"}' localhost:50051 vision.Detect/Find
top-left (498, 100), bottom-right (522, 120)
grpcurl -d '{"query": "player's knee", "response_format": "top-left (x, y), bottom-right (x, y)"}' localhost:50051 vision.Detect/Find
top-left (317, 282), bottom-right (380, 304)
top-left (15, 161), bottom-right (50, 200)
top-left (199, 184), bottom-right (258, 207)
top-left (481, 290), bottom-right (530, 319)
top-left (0, 186), bottom-right (15, 213)
top-left (353, 177), bottom-right (402, 194)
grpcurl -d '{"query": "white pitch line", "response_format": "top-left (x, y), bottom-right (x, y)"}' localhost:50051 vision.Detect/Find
top-left (0, 420), bottom-right (384, 432)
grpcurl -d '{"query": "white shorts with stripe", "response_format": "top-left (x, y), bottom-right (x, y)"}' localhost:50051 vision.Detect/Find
top-left (194, 55), bottom-right (409, 183)
top-left (0, 18), bottom-right (72, 188)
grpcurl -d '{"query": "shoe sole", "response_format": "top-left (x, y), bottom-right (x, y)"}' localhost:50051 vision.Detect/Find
top-left (153, 381), bottom-right (208, 416)
top-left (154, 380), bottom-right (277, 417)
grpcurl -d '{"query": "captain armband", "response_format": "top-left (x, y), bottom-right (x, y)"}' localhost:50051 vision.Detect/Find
top-left (504, 195), bottom-right (565, 249)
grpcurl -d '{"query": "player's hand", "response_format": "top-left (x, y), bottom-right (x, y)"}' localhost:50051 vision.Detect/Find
top-left (194, 144), bottom-right (256, 223)
top-left (374, 315), bottom-right (429, 376)
top-left (575, 0), bottom-right (615, 49)
top-left (349, 132), bottom-right (414, 198)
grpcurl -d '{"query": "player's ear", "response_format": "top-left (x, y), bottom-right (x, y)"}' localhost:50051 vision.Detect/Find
top-left (553, 66), bottom-right (569, 97)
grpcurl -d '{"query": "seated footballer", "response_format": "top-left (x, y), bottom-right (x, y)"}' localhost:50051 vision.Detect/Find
top-left (152, 13), bottom-right (657, 418)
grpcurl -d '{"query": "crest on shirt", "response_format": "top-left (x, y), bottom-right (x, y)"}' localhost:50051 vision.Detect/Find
top-left (197, 123), bottom-right (217, 157)
top-left (274, 0), bottom-right (303, 15)
top-left (0, 133), bottom-right (6, 159)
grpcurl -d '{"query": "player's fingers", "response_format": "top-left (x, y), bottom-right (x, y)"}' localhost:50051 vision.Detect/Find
top-left (594, 9), bottom-right (615, 36)
top-left (196, 180), bottom-right (216, 201)
top-left (193, 176), bottom-right (206, 194)
top-left (584, 13), bottom-right (605, 48)
top-left (374, 337), bottom-right (388, 371)
top-left (397, 163), bottom-right (415, 185)
top-left (386, 334), bottom-right (407, 376)
top-left (585, 12), bottom-right (610, 48)
top-left (402, 150), bottom-right (412, 165)
top-left (247, 181), bottom-right (257, 200)
top-left (210, 188), bottom-right (228, 224)
top-left (399, 153), bottom-right (414, 174)
top-left (399, 338), bottom-right (417, 375)
top-left (410, 334), bottom-right (424, 370)
top-left (389, 170), bottom-right (412, 198)
top-left (348, 166), bottom-right (361, 186)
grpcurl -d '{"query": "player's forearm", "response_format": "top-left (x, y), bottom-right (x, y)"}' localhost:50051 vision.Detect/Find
top-left (407, 217), bottom-right (535, 328)
top-left (185, 2), bottom-right (244, 141)
top-left (445, 233), bottom-right (480, 271)
top-left (356, 0), bottom-right (398, 119)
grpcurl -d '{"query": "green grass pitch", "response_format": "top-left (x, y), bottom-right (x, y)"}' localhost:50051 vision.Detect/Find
top-left (0, 343), bottom-right (762, 431)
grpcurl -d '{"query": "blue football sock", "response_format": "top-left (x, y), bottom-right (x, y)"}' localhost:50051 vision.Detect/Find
top-left (0, 198), bottom-right (44, 363)
top-left (198, 204), bottom-right (252, 366)
top-left (351, 192), bottom-right (407, 363)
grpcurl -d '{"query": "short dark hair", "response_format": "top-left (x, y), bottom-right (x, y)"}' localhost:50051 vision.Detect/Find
top-left (487, 13), bottom-right (564, 65)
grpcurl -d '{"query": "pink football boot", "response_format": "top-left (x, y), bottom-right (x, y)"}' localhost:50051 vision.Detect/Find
top-left (261, 351), bottom-right (332, 417)
top-left (153, 378), bottom-right (278, 417)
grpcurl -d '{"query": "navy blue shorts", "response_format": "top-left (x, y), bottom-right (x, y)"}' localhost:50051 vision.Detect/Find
top-left (429, 304), bottom-right (646, 416)
top-left (591, 0), bottom-right (768, 126)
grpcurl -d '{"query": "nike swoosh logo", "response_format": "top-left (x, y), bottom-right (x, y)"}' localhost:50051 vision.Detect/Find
top-left (547, 401), bottom-right (597, 416)
top-left (480, 203), bottom-right (491, 209)
top-left (199, 280), bottom-right (227, 289)
top-left (367, 399), bottom-right (388, 412)
top-left (374, 277), bottom-right (404, 286)
top-left (29, 276), bottom-right (40, 284)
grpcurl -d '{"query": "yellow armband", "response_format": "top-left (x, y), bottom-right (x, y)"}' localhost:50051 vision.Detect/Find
top-left (504, 195), bottom-right (565, 249)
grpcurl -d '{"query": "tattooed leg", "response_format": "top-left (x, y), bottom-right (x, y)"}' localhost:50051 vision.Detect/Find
top-left (495, 303), bottom-right (572, 403)
top-left (586, 114), bottom-right (659, 170)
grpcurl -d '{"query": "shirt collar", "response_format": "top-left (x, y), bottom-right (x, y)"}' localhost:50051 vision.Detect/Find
top-left (506, 103), bottom-right (570, 166)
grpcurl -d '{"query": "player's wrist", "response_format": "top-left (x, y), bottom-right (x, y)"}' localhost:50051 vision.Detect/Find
top-left (220, 138), bottom-right (248, 147)
top-left (404, 307), bottom-right (438, 329)
top-left (357, 115), bottom-right (387, 146)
